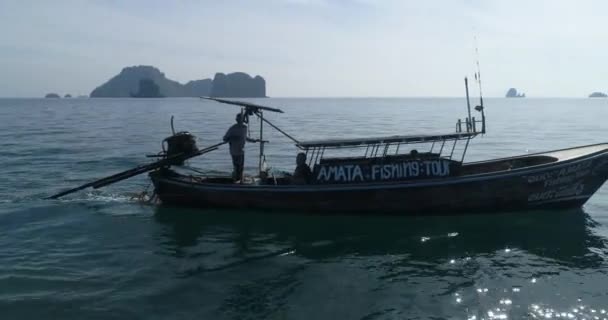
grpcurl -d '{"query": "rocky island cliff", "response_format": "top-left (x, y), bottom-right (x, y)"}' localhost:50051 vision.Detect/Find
top-left (589, 92), bottom-right (607, 98)
top-left (90, 66), bottom-right (266, 98)
top-left (210, 72), bottom-right (266, 98)
top-left (505, 88), bottom-right (525, 98)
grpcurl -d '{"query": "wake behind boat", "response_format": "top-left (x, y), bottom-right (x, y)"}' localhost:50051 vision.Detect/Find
top-left (48, 78), bottom-right (608, 214)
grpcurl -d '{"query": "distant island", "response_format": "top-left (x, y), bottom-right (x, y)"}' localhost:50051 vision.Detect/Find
top-left (64, 94), bottom-right (72, 98)
top-left (45, 93), bottom-right (60, 98)
top-left (506, 88), bottom-right (525, 98)
top-left (210, 72), bottom-right (266, 98)
top-left (90, 65), bottom-right (266, 98)
top-left (589, 92), bottom-right (607, 98)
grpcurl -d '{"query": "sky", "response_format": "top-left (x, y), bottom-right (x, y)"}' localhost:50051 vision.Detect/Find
top-left (1, 0), bottom-right (607, 97)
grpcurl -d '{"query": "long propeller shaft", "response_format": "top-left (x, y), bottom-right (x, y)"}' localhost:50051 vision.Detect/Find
top-left (46, 142), bottom-right (226, 200)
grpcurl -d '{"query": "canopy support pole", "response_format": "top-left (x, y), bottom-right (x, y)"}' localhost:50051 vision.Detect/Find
top-left (308, 148), bottom-right (317, 167)
top-left (438, 140), bottom-right (446, 156)
top-left (449, 140), bottom-right (458, 160)
top-left (313, 146), bottom-right (322, 165)
top-left (461, 137), bottom-right (472, 162)
top-left (258, 111), bottom-right (264, 174)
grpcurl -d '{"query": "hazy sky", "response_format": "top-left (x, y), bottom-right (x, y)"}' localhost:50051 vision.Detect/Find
top-left (1, 0), bottom-right (607, 97)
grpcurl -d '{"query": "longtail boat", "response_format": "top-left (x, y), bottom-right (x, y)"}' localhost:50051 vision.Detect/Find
top-left (48, 78), bottom-right (608, 214)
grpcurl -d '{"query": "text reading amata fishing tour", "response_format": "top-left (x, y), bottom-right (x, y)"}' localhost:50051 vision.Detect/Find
top-left (316, 160), bottom-right (451, 183)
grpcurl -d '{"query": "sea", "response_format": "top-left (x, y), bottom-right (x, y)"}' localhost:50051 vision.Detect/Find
top-left (0, 97), bottom-right (607, 319)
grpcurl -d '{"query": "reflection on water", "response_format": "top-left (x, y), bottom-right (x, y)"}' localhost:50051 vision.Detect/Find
top-left (154, 207), bottom-right (606, 268)
top-left (153, 207), bottom-right (608, 319)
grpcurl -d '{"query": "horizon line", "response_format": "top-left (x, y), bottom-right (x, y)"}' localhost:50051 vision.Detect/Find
top-left (0, 96), bottom-right (601, 99)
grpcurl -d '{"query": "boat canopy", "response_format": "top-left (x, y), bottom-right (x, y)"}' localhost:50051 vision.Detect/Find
top-left (297, 132), bottom-right (479, 149)
top-left (201, 97), bottom-right (284, 113)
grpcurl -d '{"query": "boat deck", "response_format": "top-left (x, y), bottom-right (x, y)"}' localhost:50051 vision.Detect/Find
top-left (543, 143), bottom-right (608, 161)
top-left (459, 143), bottom-right (608, 176)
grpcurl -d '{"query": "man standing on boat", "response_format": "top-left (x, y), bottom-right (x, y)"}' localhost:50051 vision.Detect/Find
top-left (223, 113), bottom-right (253, 182)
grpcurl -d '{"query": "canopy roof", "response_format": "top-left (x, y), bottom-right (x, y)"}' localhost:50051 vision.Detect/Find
top-left (201, 97), bottom-right (284, 113)
top-left (297, 132), bottom-right (479, 149)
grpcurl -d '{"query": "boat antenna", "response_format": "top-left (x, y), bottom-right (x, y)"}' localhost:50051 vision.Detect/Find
top-left (474, 36), bottom-right (484, 111)
top-left (474, 36), bottom-right (486, 134)
top-left (465, 77), bottom-right (472, 132)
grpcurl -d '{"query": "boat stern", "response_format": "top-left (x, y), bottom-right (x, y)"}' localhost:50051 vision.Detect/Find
top-left (524, 146), bottom-right (608, 208)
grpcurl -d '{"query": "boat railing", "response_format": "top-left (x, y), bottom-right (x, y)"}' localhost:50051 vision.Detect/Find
top-left (301, 133), bottom-right (479, 168)
top-left (456, 116), bottom-right (484, 134)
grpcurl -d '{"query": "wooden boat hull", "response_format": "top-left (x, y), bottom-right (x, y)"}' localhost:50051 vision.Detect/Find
top-left (150, 144), bottom-right (608, 214)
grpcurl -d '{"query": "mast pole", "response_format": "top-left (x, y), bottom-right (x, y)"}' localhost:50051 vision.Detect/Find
top-left (465, 77), bottom-right (472, 132)
top-left (474, 38), bottom-right (486, 134)
top-left (259, 111), bottom-right (264, 174)
top-left (475, 40), bottom-right (485, 112)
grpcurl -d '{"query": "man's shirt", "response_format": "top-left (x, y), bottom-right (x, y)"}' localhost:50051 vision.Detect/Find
top-left (223, 124), bottom-right (247, 156)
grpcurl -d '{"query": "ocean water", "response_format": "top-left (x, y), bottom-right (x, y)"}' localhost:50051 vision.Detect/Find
top-left (0, 97), bottom-right (607, 319)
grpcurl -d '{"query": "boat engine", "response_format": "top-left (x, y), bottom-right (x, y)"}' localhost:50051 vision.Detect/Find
top-left (163, 132), bottom-right (199, 165)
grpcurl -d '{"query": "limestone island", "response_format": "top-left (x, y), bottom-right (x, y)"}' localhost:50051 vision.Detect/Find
top-left (506, 88), bottom-right (525, 98)
top-left (589, 92), bottom-right (607, 98)
top-left (90, 65), bottom-right (266, 98)
top-left (45, 93), bottom-right (61, 98)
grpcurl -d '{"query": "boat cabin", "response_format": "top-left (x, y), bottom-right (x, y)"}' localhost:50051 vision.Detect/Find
top-left (296, 132), bottom-right (480, 184)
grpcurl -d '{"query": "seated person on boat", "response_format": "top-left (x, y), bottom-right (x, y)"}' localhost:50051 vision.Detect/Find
top-left (292, 152), bottom-right (312, 184)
